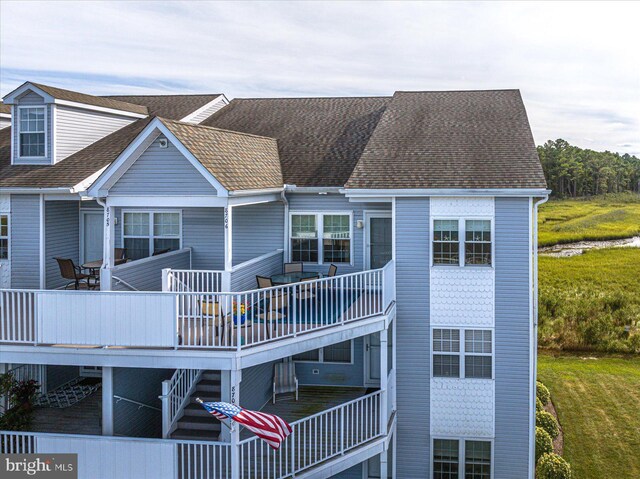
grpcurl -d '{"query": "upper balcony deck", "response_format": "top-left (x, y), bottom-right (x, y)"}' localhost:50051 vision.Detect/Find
top-left (0, 250), bottom-right (395, 369)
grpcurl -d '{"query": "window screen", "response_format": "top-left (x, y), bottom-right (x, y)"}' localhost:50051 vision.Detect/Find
top-left (433, 220), bottom-right (459, 265)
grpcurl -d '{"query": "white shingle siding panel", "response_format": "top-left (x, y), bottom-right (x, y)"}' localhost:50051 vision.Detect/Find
top-left (54, 104), bottom-right (134, 162)
top-left (109, 138), bottom-right (218, 196)
top-left (395, 197), bottom-right (431, 477)
top-left (430, 196), bottom-right (495, 217)
top-left (10, 195), bottom-right (40, 289)
top-left (430, 378), bottom-right (494, 437)
top-left (430, 268), bottom-right (494, 327)
top-left (494, 197), bottom-right (532, 479)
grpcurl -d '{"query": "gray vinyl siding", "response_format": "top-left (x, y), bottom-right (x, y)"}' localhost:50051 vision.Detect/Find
top-left (54, 105), bottom-right (134, 162)
top-left (241, 360), bottom-right (277, 412)
top-left (233, 202), bottom-right (284, 266)
top-left (230, 250), bottom-right (283, 292)
top-left (494, 197), bottom-right (532, 479)
top-left (46, 366), bottom-right (80, 392)
top-left (183, 208), bottom-right (225, 270)
top-left (45, 201), bottom-right (80, 289)
top-left (0, 117), bottom-right (10, 129)
top-left (114, 207), bottom-right (224, 270)
top-left (295, 337), bottom-right (365, 387)
top-left (113, 367), bottom-right (173, 438)
top-left (286, 193), bottom-right (390, 275)
top-left (109, 137), bottom-right (218, 195)
top-left (12, 92), bottom-right (52, 164)
top-left (111, 249), bottom-right (191, 291)
top-left (186, 98), bottom-right (227, 124)
top-left (394, 197), bottom-right (431, 477)
top-left (10, 195), bottom-right (41, 289)
top-left (330, 464), bottom-right (363, 478)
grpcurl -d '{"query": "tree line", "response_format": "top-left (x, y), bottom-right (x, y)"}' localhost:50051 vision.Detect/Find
top-left (538, 139), bottom-right (640, 197)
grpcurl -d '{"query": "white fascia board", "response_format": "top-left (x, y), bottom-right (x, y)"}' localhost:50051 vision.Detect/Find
top-left (106, 195), bottom-right (228, 208)
top-left (343, 188), bottom-right (552, 198)
top-left (2, 82), bottom-right (55, 104)
top-left (179, 95), bottom-right (229, 123)
top-left (285, 186), bottom-right (342, 194)
top-left (228, 193), bottom-right (282, 207)
top-left (54, 99), bottom-right (147, 119)
top-left (0, 113), bottom-right (10, 119)
top-left (0, 187), bottom-right (74, 194)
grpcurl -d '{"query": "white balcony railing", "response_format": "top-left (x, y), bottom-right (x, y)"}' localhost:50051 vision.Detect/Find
top-left (165, 269), bottom-right (225, 294)
top-left (0, 261), bottom-right (395, 351)
top-left (1, 389), bottom-right (388, 479)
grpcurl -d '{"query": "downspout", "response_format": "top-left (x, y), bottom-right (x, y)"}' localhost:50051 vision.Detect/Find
top-left (95, 197), bottom-right (111, 291)
top-left (530, 194), bottom-right (549, 478)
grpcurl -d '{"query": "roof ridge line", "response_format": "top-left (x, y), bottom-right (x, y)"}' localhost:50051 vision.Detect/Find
top-left (158, 117), bottom-right (278, 142)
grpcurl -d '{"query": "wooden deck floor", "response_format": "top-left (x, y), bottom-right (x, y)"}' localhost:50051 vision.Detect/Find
top-left (29, 390), bottom-right (102, 435)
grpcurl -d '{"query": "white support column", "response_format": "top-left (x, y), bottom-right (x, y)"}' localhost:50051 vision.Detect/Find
top-left (392, 317), bottom-right (397, 412)
top-left (392, 429), bottom-right (397, 479)
top-left (380, 328), bottom-right (388, 433)
top-left (102, 366), bottom-right (114, 436)
top-left (39, 194), bottom-right (45, 289)
top-left (100, 204), bottom-right (115, 291)
top-left (380, 448), bottom-right (389, 479)
top-left (224, 206), bottom-right (233, 272)
top-left (229, 368), bottom-right (242, 479)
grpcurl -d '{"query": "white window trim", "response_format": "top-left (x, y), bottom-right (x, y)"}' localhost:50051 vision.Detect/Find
top-left (431, 217), bottom-right (495, 269)
top-left (16, 105), bottom-right (48, 161)
top-left (0, 213), bottom-right (9, 261)
top-left (289, 211), bottom-right (354, 266)
top-left (121, 210), bottom-right (182, 259)
top-left (431, 437), bottom-right (494, 479)
top-left (431, 327), bottom-right (494, 380)
top-left (292, 340), bottom-right (354, 365)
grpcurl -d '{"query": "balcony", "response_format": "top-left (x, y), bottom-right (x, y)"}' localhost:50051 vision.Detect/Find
top-left (0, 253), bottom-right (395, 368)
top-left (1, 386), bottom-right (395, 479)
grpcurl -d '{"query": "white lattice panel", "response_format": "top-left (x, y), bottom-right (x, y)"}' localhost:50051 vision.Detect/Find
top-left (431, 268), bottom-right (494, 327)
top-left (430, 197), bottom-right (494, 217)
top-left (430, 378), bottom-right (494, 437)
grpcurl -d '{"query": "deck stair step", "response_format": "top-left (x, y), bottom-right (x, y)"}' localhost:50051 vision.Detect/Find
top-left (169, 370), bottom-right (223, 441)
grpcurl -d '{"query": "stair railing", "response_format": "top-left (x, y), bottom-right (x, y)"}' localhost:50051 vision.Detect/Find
top-left (160, 369), bottom-right (203, 438)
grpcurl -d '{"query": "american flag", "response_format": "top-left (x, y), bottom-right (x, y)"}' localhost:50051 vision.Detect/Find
top-left (197, 399), bottom-right (293, 450)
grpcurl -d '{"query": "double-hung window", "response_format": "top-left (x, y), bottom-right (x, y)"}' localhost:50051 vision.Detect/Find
top-left (292, 340), bottom-right (353, 363)
top-left (433, 219), bottom-right (492, 267)
top-left (433, 329), bottom-right (492, 379)
top-left (290, 213), bottom-right (352, 264)
top-left (19, 107), bottom-right (46, 158)
top-left (123, 211), bottom-right (181, 260)
top-left (433, 439), bottom-right (492, 479)
top-left (0, 214), bottom-right (8, 260)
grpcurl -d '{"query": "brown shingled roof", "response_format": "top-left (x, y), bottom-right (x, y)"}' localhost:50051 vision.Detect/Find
top-left (105, 94), bottom-right (222, 120)
top-left (0, 118), bottom-right (152, 189)
top-left (0, 102), bottom-right (10, 115)
top-left (159, 118), bottom-right (282, 191)
top-left (346, 90), bottom-right (547, 189)
top-left (203, 97), bottom-right (390, 187)
top-left (28, 82), bottom-right (148, 115)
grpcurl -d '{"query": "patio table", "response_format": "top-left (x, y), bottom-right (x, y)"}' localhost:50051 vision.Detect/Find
top-left (270, 271), bottom-right (323, 285)
top-left (82, 258), bottom-right (126, 276)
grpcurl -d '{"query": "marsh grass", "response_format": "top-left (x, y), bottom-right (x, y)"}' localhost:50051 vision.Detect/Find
top-left (539, 248), bottom-right (640, 353)
top-left (539, 193), bottom-right (640, 246)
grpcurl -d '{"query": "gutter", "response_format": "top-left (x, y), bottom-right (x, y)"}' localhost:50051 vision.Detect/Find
top-left (285, 185), bottom-right (342, 194)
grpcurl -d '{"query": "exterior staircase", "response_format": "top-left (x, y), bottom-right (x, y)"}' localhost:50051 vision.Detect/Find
top-left (169, 370), bottom-right (222, 441)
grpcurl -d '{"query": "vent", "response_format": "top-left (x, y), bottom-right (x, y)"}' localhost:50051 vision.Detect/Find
top-left (158, 137), bottom-right (168, 148)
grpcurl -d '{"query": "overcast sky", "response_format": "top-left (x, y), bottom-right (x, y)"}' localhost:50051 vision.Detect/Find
top-left (1, 1), bottom-right (638, 155)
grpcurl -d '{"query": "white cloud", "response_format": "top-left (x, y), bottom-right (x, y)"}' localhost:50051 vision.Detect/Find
top-left (1, 0), bottom-right (639, 154)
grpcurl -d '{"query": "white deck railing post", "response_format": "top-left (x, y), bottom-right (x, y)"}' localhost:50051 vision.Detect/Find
top-left (160, 380), bottom-right (170, 438)
top-left (162, 268), bottom-right (171, 292)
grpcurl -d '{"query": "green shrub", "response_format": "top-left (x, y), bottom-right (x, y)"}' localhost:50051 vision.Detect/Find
top-left (537, 410), bottom-right (560, 439)
top-left (536, 397), bottom-right (544, 412)
top-left (536, 453), bottom-right (572, 479)
top-left (535, 427), bottom-right (554, 463)
top-left (537, 381), bottom-right (551, 405)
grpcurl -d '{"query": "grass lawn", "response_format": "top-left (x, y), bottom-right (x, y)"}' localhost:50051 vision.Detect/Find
top-left (538, 353), bottom-right (640, 479)
top-left (539, 193), bottom-right (640, 246)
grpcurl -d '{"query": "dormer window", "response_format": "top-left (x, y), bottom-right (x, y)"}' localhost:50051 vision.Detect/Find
top-left (18, 106), bottom-right (46, 158)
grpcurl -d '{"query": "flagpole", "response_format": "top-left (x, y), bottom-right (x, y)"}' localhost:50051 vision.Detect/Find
top-left (196, 397), bottom-right (233, 431)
